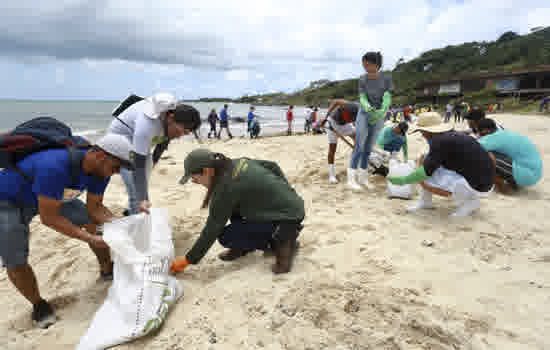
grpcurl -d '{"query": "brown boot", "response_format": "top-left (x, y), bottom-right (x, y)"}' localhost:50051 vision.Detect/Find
top-left (272, 238), bottom-right (298, 274)
top-left (218, 248), bottom-right (252, 261)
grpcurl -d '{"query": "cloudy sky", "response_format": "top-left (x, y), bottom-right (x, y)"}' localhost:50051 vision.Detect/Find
top-left (1, 1), bottom-right (548, 100)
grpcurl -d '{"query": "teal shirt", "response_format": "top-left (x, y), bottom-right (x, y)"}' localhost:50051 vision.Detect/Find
top-left (479, 130), bottom-right (542, 187)
top-left (376, 126), bottom-right (408, 161)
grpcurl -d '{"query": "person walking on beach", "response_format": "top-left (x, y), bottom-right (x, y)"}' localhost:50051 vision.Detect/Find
top-left (477, 118), bottom-right (542, 194)
top-left (247, 106), bottom-right (258, 137)
top-left (319, 99), bottom-right (357, 183)
top-left (347, 51), bottom-right (393, 190)
top-left (0, 134), bottom-right (134, 328)
top-left (445, 103), bottom-right (453, 123)
top-left (540, 96), bottom-right (550, 112)
top-left (171, 149), bottom-right (305, 274)
top-left (388, 113), bottom-right (495, 217)
top-left (217, 104), bottom-right (233, 139)
top-left (207, 108), bottom-right (219, 139)
top-left (108, 92), bottom-right (201, 215)
top-left (286, 105), bottom-right (294, 135)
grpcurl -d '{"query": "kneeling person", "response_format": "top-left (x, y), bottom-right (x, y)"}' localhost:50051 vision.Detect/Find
top-left (478, 118), bottom-right (542, 193)
top-left (388, 113), bottom-right (495, 217)
top-left (0, 134), bottom-right (133, 328)
top-left (172, 149), bottom-right (305, 274)
top-left (321, 99), bottom-right (357, 183)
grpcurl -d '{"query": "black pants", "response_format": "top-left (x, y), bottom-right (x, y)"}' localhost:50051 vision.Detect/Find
top-left (217, 120), bottom-right (232, 138)
top-left (208, 123), bottom-right (217, 138)
top-left (218, 216), bottom-right (302, 251)
top-left (493, 152), bottom-right (517, 186)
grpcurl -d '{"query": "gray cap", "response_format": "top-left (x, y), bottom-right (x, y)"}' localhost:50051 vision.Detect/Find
top-left (94, 134), bottom-right (134, 169)
top-left (179, 149), bottom-right (216, 185)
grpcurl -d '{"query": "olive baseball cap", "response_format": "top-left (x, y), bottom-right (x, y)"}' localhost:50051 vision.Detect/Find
top-left (179, 149), bottom-right (216, 185)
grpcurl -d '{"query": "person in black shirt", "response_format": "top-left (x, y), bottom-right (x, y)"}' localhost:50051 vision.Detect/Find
top-left (207, 109), bottom-right (219, 139)
top-left (388, 112), bottom-right (495, 217)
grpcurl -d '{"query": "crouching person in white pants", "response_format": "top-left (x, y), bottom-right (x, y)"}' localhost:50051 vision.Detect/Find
top-left (388, 113), bottom-right (495, 217)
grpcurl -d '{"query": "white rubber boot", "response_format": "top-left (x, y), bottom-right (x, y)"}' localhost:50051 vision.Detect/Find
top-left (451, 196), bottom-right (480, 217)
top-left (357, 168), bottom-right (371, 189)
top-left (347, 168), bottom-right (361, 190)
top-left (407, 189), bottom-right (434, 212)
top-left (328, 164), bottom-right (338, 184)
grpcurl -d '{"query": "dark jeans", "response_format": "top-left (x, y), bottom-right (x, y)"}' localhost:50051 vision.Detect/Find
top-left (218, 216), bottom-right (302, 251)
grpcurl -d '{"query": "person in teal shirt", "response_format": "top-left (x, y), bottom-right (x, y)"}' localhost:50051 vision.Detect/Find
top-left (477, 118), bottom-right (542, 193)
top-left (376, 122), bottom-right (408, 161)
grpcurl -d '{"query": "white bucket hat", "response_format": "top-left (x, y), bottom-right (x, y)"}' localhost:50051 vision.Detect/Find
top-left (410, 112), bottom-right (453, 134)
top-left (143, 92), bottom-right (177, 119)
top-left (94, 134), bottom-right (134, 169)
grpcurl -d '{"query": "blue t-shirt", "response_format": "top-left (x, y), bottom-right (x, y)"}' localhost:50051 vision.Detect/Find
top-left (248, 111), bottom-right (255, 122)
top-left (479, 130), bottom-right (542, 187)
top-left (0, 149), bottom-right (110, 206)
top-left (220, 108), bottom-right (228, 121)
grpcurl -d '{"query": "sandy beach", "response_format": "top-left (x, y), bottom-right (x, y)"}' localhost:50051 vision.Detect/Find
top-left (1, 112), bottom-right (549, 350)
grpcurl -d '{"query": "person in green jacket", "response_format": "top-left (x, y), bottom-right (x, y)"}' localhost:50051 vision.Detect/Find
top-left (171, 149), bottom-right (305, 274)
top-left (376, 122), bottom-right (408, 161)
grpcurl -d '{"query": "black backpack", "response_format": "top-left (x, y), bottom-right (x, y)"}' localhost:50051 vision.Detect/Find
top-left (0, 117), bottom-right (90, 185)
top-left (111, 94), bottom-right (170, 165)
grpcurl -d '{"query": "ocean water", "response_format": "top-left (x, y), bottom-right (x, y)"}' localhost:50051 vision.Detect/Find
top-left (0, 99), bottom-right (324, 139)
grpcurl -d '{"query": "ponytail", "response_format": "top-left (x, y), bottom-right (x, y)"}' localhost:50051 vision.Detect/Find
top-left (200, 153), bottom-right (233, 209)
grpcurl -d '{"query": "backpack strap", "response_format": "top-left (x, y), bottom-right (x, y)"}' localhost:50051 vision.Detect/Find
top-left (67, 147), bottom-right (87, 187)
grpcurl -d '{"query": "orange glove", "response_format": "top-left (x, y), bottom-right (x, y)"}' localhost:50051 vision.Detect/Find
top-left (170, 257), bottom-right (190, 273)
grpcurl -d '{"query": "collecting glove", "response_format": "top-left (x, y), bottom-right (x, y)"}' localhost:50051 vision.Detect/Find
top-left (170, 256), bottom-right (190, 273)
top-left (388, 166), bottom-right (429, 185)
top-left (360, 93), bottom-right (375, 113)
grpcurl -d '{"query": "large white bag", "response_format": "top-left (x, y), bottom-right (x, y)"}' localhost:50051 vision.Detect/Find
top-left (387, 159), bottom-right (417, 199)
top-left (77, 209), bottom-right (184, 350)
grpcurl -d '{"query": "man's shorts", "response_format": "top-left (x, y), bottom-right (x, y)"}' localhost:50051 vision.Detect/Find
top-left (0, 199), bottom-right (90, 268)
top-left (327, 119), bottom-right (355, 144)
top-left (424, 167), bottom-right (492, 203)
top-left (492, 152), bottom-right (517, 185)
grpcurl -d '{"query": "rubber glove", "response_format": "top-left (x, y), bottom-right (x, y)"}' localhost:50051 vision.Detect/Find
top-left (170, 256), bottom-right (190, 273)
top-left (388, 166), bottom-right (429, 185)
top-left (360, 93), bottom-right (375, 113)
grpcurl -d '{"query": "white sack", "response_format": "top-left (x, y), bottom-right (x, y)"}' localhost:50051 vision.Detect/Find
top-left (77, 209), bottom-right (184, 350)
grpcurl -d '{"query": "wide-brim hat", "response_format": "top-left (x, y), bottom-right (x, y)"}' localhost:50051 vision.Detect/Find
top-left (410, 112), bottom-right (453, 134)
top-left (143, 92), bottom-right (177, 119)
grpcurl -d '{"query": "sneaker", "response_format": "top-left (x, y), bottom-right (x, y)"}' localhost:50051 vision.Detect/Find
top-left (451, 197), bottom-right (480, 217)
top-left (32, 300), bottom-right (56, 329)
top-left (328, 175), bottom-right (338, 184)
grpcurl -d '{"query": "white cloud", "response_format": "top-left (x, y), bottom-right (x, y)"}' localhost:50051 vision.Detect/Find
top-left (0, 0), bottom-right (547, 99)
top-left (225, 69), bottom-right (249, 81)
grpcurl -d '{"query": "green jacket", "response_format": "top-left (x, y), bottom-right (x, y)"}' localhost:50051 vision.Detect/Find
top-left (186, 158), bottom-right (305, 264)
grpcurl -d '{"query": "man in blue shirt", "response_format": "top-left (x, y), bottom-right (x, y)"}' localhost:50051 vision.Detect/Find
top-left (0, 134), bottom-right (133, 328)
top-left (478, 118), bottom-right (543, 194)
top-left (217, 104), bottom-right (233, 139)
top-left (247, 106), bottom-right (257, 137)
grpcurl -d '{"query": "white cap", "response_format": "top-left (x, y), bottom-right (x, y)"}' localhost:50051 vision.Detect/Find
top-left (143, 92), bottom-right (177, 119)
top-left (94, 134), bottom-right (134, 169)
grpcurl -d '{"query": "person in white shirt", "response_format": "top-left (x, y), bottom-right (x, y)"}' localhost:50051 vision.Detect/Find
top-left (108, 93), bottom-right (201, 215)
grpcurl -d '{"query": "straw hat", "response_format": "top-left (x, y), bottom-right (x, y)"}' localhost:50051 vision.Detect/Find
top-left (410, 112), bottom-right (453, 134)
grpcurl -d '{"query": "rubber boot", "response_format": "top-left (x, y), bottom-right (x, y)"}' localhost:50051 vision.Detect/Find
top-left (347, 168), bottom-right (361, 191)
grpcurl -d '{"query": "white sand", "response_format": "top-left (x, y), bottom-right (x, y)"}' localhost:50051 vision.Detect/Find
top-left (1, 113), bottom-right (549, 349)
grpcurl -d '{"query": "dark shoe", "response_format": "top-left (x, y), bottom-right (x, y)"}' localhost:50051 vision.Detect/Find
top-left (123, 209), bottom-right (130, 217)
top-left (218, 248), bottom-right (253, 261)
top-left (100, 262), bottom-right (114, 281)
top-left (32, 299), bottom-right (56, 329)
top-left (272, 237), bottom-right (298, 274)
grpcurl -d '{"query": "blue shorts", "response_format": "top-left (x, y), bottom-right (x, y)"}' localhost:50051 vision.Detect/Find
top-left (0, 199), bottom-right (90, 268)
